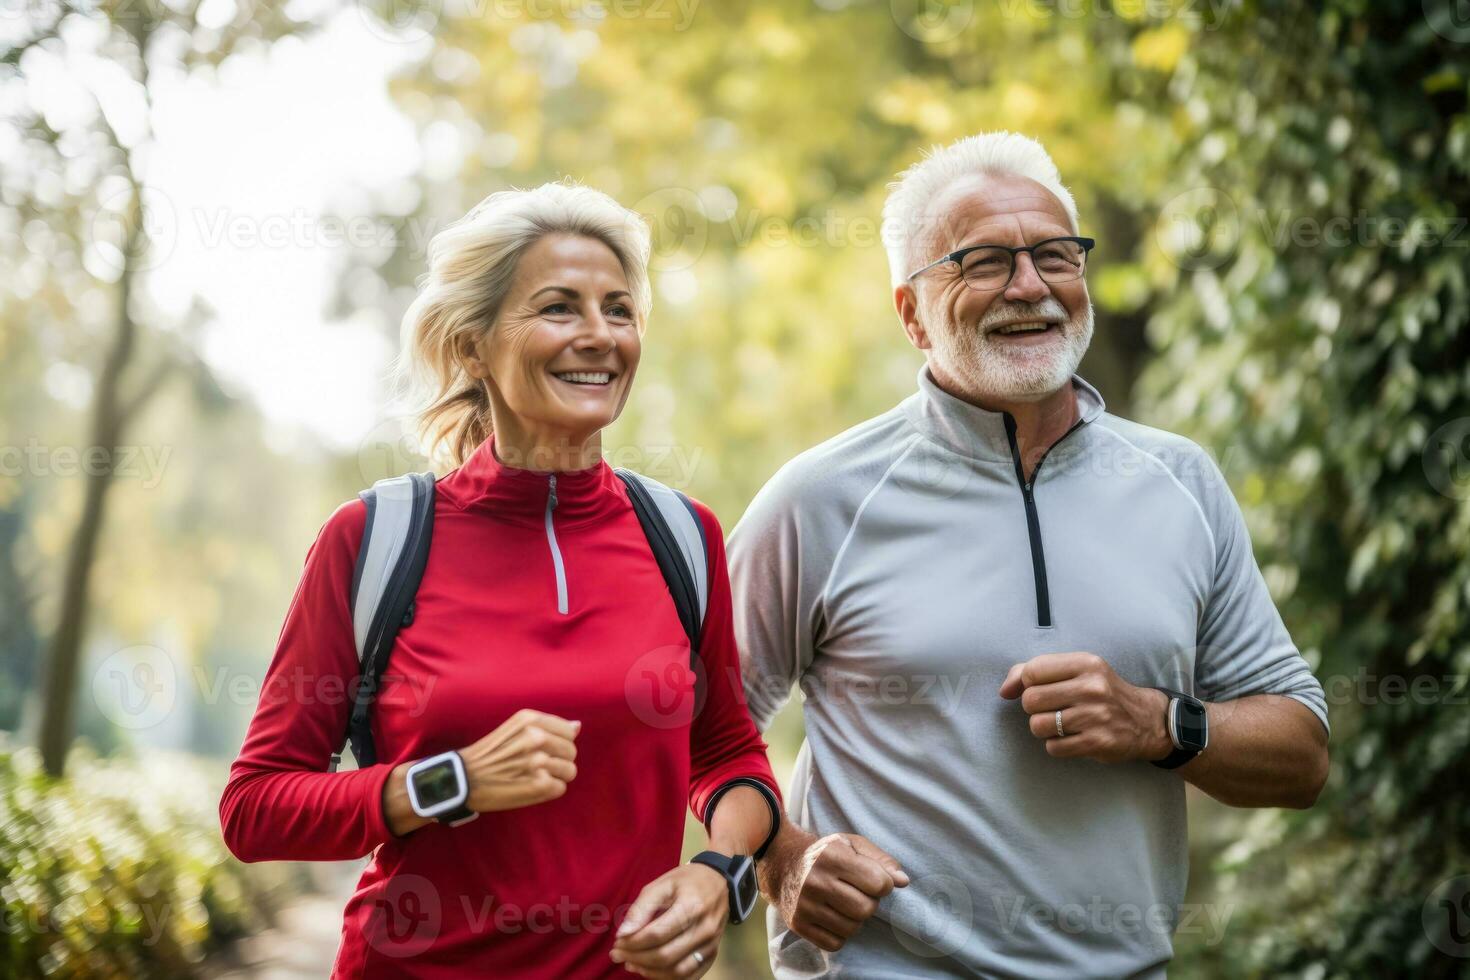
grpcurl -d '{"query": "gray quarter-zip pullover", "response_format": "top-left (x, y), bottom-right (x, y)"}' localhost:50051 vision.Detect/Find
top-left (728, 365), bottom-right (1329, 979)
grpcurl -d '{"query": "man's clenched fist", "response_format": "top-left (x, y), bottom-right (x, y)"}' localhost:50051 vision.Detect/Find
top-left (759, 825), bottom-right (909, 952)
top-left (1000, 652), bottom-right (1173, 763)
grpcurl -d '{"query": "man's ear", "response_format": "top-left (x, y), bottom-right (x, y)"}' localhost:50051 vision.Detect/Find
top-left (894, 283), bottom-right (931, 351)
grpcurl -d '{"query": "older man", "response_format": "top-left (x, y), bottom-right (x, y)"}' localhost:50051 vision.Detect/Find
top-left (728, 131), bottom-right (1330, 978)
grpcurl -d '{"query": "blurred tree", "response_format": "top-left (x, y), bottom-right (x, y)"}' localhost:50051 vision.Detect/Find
top-left (2, 1), bottom-right (320, 775)
top-left (1136, 0), bottom-right (1470, 974)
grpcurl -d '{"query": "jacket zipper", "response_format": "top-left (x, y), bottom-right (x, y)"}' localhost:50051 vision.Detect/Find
top-left (545, 474), bottom-right (568, 615)
top-left (1002, 414), bottom-right (1084, 628)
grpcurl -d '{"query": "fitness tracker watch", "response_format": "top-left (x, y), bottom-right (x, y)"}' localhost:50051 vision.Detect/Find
top-left (690, 851), bottom-right (759, 924)
top-left (1151, 688), bottom-right (1208, 770)
top-left (405, 750), bottom-right (477, 826)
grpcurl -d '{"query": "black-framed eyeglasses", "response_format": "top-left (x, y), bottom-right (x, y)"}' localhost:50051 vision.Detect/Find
top-left (907, 236), bottom-right (1096, 291)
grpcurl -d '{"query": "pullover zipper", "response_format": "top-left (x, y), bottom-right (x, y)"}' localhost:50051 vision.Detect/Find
top-left (1002, 414), bottom-right (1085, 628)
top-left (545, 474), bottom-right (568, 615)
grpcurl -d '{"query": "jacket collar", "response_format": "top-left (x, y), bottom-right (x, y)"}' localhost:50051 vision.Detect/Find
top-left (902, 364), bottom-right (1107, 464)
top-left (435, 435), bottom-right (624, 528)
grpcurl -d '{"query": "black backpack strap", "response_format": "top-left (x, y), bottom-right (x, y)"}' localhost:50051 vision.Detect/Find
top-left (615, 469), bottom-right (709, 660)
top-left (328, 471), bottom-right (436, 772)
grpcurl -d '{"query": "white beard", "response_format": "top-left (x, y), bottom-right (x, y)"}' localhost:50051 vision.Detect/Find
top-left (929, 296), bottom-right (1094, 404)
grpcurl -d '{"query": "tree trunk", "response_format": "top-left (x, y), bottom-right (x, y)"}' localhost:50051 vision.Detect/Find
top-left (37, 189), bottom-right (141, 778)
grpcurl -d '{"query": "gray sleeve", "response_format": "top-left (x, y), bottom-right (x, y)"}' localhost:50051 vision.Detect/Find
top-left (1191, 452), bottom-right (1330, 734)
top-left (726, 462), bottom-right (826, 733)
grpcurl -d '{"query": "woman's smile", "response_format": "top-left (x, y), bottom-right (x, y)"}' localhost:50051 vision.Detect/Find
top-left (550, 368), bottom-right (617, 387)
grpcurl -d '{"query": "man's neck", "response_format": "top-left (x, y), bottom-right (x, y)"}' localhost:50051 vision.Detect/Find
top-left (928, 364), bottom-right (1079, 482)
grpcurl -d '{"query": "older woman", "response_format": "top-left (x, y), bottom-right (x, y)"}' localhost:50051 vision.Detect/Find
top-left (220, 182), bottom-right (781, 979)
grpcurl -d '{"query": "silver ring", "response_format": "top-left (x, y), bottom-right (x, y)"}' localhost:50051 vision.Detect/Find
top-left (692, 950), bottom-right (706, 967)
top-left (1055, 709), bottom-right (1066, 738)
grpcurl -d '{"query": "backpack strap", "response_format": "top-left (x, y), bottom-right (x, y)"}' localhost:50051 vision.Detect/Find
top-left (329, 471), bottom-right (436, 772)
top-left (614, 469), bottom-right (709, 658)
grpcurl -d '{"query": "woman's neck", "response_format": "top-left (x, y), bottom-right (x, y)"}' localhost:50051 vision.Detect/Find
top-left (491, 428), bottom-right (603, 473)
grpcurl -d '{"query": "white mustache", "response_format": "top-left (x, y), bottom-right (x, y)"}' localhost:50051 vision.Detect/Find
top-left (976, 298), bottom-right (1072, 333)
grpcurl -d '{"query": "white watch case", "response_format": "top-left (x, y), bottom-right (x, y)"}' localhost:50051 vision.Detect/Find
top-left (405, 750), bottom-right (471, 820)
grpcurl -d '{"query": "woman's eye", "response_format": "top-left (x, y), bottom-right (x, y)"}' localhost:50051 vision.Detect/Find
top-left (541, 302), bottom-right (571, 315)
top-left (606, 305), bottom-right (632, 319)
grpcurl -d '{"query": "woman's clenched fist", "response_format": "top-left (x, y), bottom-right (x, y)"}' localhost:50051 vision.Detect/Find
top-left (460, 708), bottom-right (581, 812)
top-left (381, 708), bottom-right (580, 836)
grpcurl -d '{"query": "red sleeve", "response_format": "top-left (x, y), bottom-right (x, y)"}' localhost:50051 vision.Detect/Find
top-left (218, 499), bottom-right (399, 863)
top-left (685, 500), bottom-right (783, 825)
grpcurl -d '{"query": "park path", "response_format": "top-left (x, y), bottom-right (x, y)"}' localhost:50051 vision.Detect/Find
top-left (202, 864), bottom-right (358, 979)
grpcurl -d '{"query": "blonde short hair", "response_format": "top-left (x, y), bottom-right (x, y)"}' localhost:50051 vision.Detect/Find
top-left (400, 180), bottom-right (652, 465)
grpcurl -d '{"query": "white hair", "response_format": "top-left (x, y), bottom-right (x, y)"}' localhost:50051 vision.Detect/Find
top-left (399, 179), bottom-right (652, 465)
top-left (881, 131), bottom-right (1079, 287)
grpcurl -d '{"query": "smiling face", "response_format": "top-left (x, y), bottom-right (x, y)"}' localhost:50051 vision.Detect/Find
top-left (463, 233), bottom-right (641, 465)
top-left (896, 172), bottom-right (1094, 406)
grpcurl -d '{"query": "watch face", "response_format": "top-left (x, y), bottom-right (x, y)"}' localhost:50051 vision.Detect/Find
top-left (411, 761), bottom-right (460, 807)
top-left (407, 752), bottom-right (468, 817)
top-left (1175, 698), bottom-right (1208, 751)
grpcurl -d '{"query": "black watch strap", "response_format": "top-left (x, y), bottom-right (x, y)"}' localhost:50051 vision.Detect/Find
top-left (690, 850), bottom-right (756, 924)
top-left (436, 804), bottom-right (477, 826)
top-left (1154, 746), bottom-right (1198, 770)
top-left (704, 778), bottom-right (781, 860)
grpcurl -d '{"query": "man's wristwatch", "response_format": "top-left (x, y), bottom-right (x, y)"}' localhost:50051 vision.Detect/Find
top-left (1152, 688), bottom-right (1208, 769)
top-left (690, 851), bottom-right (759, 924)
top-left (405, 750), bottom-right (478, 826)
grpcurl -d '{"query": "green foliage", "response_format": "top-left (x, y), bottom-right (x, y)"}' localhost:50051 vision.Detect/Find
top-left (1137, 1), bottom-right (1470, 974)
top-left (0, 742), bottom-right (297, 979)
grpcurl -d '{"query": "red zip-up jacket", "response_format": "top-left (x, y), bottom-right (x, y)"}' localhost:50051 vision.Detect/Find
top-left (219, 437), bottom-right (781, 978)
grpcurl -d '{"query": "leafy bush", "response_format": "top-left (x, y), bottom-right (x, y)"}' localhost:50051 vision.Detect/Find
top-left (1139, 1), bottom-right (1470, 974)
top-left (0, 742), bottom-right (298, 979)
